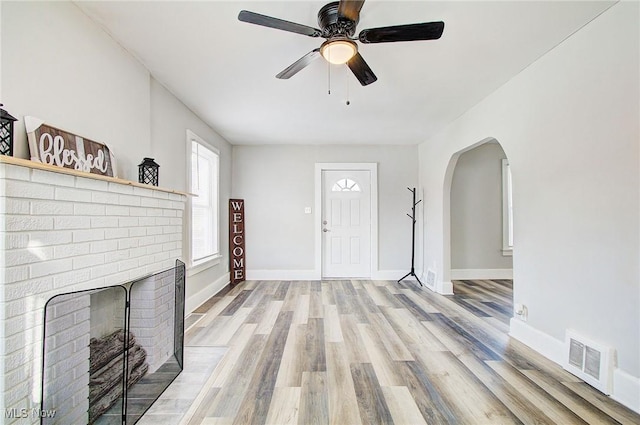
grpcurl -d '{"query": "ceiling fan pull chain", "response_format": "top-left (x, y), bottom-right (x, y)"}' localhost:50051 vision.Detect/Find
top-left (328, 59), bottom-right (331, 95)
top-left (346, 67), bottom-right (351, 106)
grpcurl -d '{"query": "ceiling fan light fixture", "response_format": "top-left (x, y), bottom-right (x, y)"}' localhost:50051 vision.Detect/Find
top-left (320, 39), bottom-right (357, 64)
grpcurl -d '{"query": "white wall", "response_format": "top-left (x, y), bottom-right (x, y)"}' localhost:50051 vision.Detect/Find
top-left (1, 1), bottom-right (233, 314)
top-left (418, 1), bottom-right (639, 409)
top-left (450, 142), bottom-right (512, 272)
top-left (232, 145), bottom-right (418, 277)
top-left (150, 79), bottom-right (232, 311)
top-left (1, 1), bottom-right (150, 182)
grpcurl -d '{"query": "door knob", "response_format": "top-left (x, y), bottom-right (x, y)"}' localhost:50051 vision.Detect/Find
top-left (323, 228), bottom-right (330, 232)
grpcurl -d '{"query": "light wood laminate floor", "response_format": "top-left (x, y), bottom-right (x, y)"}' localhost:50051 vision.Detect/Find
top-left (157, 280), bottom-right (640, 424)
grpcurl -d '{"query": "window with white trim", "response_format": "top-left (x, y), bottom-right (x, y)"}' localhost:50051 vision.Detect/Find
top-left (188, 131), bottom-right (219, 267)
top-left (502, 158), bottom-right (513, 255)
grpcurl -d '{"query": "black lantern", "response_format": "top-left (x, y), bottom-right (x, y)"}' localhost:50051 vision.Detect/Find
top-left (138, 157), bottom-right (160, 186)
top-left (0, 104), bottom-right (17, 156)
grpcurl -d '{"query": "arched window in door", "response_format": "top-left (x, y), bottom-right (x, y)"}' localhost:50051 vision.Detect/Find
top-left (332, 178), bottom-right (361, 192)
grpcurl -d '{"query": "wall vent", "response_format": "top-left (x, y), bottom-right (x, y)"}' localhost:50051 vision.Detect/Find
top-left (564, 330), bottom-right (614, 394)
top-left (426, 269), bottom-right (436, 288)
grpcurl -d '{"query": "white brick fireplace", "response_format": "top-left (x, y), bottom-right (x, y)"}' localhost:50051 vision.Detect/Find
top-left (0, 157), bottom-right (187, 424)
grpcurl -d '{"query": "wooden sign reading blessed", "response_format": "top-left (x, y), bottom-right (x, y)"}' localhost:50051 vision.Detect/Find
top-left (25, 116), bottom-right (117, 177)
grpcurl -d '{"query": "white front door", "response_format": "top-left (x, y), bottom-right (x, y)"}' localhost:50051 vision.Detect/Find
top-left (322, 170), bottom-right (371, 278)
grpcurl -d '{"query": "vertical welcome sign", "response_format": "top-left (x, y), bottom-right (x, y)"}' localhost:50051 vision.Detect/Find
top-left (229, 199), bottom-right (246, 285)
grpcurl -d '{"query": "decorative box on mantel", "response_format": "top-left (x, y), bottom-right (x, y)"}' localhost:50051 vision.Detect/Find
top-left (0, 156), bottom-right (187, 424)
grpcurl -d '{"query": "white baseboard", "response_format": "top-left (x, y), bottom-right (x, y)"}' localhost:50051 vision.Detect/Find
top-left (438, 280), bottom-right (453, 295)
top-left (372, 270), bottom-right (410, 281)
top-left (509, 318), bottom-right (565, 364)
top-left (451, 268), bottom-right (513, 280)
top-left (411, 271), bottom-right (452, 295)
top-left (509, 319), bottom-right (640, 414)
top-left (185, 272), bottom-right (229, 314)
top-left (611, 368), bottom-right (640, 413)
top-left (246, 269), bottom-right (318, 281)
top-left (247, 269), bottom-right (421, 282)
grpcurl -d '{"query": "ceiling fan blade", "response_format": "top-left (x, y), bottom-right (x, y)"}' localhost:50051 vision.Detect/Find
top-left (347, 53), bottom-right (377, 86)
top-left (276, 49), bottom-right (321, 79)
top-left (359, 21), bottom-right (444, 43)
top-left (238, 10), bottom-right (322, 37)
top-left (337, 0), bottom-right (365, 22)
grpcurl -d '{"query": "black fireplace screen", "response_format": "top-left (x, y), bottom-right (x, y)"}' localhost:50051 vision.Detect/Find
top-left (41, 260), bottom-right (186, 425)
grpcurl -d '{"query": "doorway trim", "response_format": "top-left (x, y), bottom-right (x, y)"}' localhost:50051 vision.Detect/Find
top-left (314, 163), bottom-right (378, 279)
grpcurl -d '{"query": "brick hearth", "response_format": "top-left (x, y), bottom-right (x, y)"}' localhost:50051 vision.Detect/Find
top-left (0, 157), bottom-right (186, 424)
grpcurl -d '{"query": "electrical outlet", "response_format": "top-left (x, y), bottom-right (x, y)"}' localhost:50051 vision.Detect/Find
top-left (515, 303), bottom-right (528, 321)
top-left (304, 207), bottom-right (312, 214)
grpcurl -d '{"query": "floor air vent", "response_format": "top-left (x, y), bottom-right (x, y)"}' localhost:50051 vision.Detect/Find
top-left (564, 330), bottom-right (614, 394)
top-left (426, 269), bottom-right (436, 288)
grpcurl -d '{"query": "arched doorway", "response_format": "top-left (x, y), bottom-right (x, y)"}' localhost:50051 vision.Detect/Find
top-left (443, 138), bottom-right (515, 331)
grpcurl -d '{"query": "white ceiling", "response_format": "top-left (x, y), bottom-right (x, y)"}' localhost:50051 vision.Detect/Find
top-left (75, 1), bottom-right (614, 146)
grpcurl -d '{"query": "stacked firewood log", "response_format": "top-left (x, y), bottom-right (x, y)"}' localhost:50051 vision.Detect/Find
top-left (88, 329), bottom-right (149, 423)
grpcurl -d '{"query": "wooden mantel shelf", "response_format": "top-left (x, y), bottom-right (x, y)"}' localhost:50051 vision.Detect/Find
top-left (0, 155), bottom-right (192, 197)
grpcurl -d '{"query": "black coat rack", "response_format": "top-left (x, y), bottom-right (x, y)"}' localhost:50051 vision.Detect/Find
top-left (398, 187), bottom-right (423, 286)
